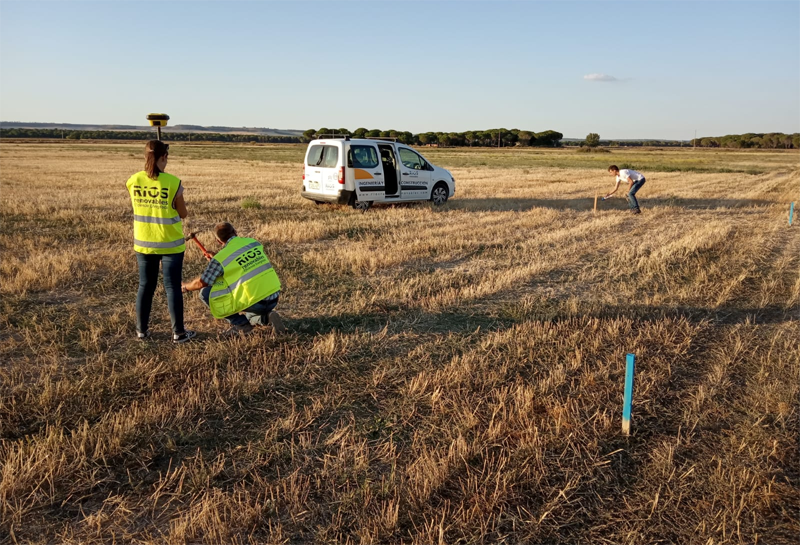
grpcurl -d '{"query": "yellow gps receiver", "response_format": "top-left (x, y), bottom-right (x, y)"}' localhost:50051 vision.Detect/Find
top-left (146, 113), bottom-right (170, 140)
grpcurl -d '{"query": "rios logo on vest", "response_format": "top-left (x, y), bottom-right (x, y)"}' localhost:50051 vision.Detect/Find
top-left (236, 247), bottom-right (267, 271)
top-left (132, 186), bottom-right (170, 199)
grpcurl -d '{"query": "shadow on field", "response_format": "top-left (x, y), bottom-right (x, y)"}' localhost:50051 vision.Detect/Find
top-left (287, 309), bottom-right (504, 337)
top-left (284, 302), bottom-right (795, 339)
top-left (567, 303), bottom-right (797, 326)
top-left (449, 197), bottom-right (774, 212)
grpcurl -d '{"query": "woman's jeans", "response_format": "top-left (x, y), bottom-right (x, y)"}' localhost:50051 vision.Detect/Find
top-left (627, 178), bottom-right (646, 210)
top-left (135, 252), bottom-right (185, 335)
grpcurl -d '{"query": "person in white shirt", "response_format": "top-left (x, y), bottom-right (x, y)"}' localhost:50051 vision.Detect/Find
top-left (605, 165), bottom-right (646, 214)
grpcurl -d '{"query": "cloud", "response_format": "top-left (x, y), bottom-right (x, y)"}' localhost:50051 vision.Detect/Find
top-left (584, 73), bottom-right (618, 82)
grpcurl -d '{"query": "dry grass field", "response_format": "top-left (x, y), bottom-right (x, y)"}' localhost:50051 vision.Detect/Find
top-left (1, 142), bottom-right (798, 544)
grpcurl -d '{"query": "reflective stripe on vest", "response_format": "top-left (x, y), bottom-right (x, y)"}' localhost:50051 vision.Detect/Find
top-left (133, 237), bottom-right (186, 249)
top-left (126, 171), bottom-right (185, 255)
top-left (207, 237), bottom-right (281, 319)
top-left (219, 241), bottom-right (261, 267)
top-left (209, 262), bottom-right (274, 298)
top-left (133, 214), bottom-right (182, 225)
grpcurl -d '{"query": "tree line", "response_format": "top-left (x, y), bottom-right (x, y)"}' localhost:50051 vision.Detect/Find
top-left (0, 127), bottom-right (564, 148)
top-left (303, 128), bottom-right (563, 147)
top-left (690, 133), bottom-right (799, 149)
top-left (0, 128), bottom-right (302, 143)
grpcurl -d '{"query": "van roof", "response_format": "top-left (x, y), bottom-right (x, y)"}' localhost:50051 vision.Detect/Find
top-left (310, 138), bottom-right (404, 146)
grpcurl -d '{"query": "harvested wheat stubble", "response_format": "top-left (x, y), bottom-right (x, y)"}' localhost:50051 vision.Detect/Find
top-left (0, 142), bottom-right (798, 544)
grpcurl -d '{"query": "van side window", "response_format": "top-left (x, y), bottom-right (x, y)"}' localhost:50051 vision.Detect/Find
top-left (321, 146), bottom-right (339, 168)
top-left (399, 148), bottom-right (427, 170)
top-left (349, 145), bottom-right (379, 169)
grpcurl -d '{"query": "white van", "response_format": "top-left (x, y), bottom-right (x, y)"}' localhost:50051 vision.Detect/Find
top-left (301, 137), bottom-right (455, 210)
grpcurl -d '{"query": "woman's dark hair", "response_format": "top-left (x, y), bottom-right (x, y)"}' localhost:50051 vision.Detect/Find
top-left (608, 165), bottom-right (619, 173)
top-left (144, 140), bottom-right (169, 180)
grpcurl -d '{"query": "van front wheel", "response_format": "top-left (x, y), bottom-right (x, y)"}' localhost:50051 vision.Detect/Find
top-left (431, 183), bottom-right (449, 206)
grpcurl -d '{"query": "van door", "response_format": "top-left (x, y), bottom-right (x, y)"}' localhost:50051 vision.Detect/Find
top-left (318, 143), bottom-right (343, 198)
top-left (305, 143), bottom-right (342, 199)
top-left (349, 143), bottom-right (385, 202)
top-left (378, 144), bottom-right (400, 197)
top-left (398, 147), bottom-right (432, 200)
top-left (304, 144), bottom-right (325, 193)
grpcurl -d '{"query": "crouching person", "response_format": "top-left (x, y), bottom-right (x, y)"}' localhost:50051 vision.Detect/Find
top-left (182, 222), bottom-right (286, 335)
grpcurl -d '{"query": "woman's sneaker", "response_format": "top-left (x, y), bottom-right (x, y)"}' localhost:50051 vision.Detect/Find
top-left (268, 311), bottom-right (286, 334)
top-left (137, 330), bottom-right (151, 341)
top-left (173, 330), bottom-right (197, 344)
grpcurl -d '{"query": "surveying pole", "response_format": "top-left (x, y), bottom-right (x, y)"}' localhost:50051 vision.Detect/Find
top-left (147, 113), bottom-right (170, 141)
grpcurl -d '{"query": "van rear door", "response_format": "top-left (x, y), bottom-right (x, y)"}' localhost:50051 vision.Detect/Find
top-left (306, 142), bottom-right (342, 198)
top-left (349, 143), bottom-right (385, 202)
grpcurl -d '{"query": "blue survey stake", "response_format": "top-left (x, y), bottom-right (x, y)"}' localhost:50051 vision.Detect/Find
top-left (622, 353), bottom-right (635, 435)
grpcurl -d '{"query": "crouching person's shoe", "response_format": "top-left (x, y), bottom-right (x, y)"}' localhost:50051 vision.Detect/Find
top-left (268, 311), bottom-right (286, 334)
top-left (224, 323), bottom-right (253, 336)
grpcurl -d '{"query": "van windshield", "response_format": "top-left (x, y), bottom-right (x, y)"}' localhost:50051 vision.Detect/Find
top-left (349, 145), bottom-right (379, 168)
top-left (307, 145), bottom-right (339, 168)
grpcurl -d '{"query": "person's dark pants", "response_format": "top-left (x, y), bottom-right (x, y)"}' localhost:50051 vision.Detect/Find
top-left (627, 178), bottom-right (646, 210)
top-left (199, 286), bottom-right (279, 327)
top-left (135, 252), bottom-right (185, 335)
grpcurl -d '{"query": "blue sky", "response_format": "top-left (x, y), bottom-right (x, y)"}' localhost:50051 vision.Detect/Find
top-left (1, 1), bottom-right (798, 139)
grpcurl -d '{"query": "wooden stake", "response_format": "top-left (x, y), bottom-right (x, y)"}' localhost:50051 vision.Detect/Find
top-left (594, 193), bottom-right (598, 213)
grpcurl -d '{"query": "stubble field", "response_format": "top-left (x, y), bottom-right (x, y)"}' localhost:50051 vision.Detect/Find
top-left (1, 142), bottom-right (798, 544)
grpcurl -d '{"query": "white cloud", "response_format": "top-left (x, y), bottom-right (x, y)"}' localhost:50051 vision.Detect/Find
top-left (584, 73), bottom-right (618, 82)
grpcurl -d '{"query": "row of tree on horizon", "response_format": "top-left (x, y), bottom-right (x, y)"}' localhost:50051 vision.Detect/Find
top-left (1, 128), bottom-right (797, 149)
top-left (689, 132), bottom-right (799, 149)
top-left (301, 128), bottom-right (564, 147)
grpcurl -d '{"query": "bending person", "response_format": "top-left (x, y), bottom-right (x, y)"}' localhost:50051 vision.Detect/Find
top-left (605, 165), bottom-right (646, 214)
top-left (182, 222), bottom-right (285, 335)
top-left (127, 140), bottom-right (195, 343)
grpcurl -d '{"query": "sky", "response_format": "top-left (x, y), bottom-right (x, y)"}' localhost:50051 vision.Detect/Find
top-left (1, 0), bottom-right (798, 139)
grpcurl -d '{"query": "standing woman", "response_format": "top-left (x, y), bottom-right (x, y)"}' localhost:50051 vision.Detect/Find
top-left (126, 140), bottom-right (196, 343)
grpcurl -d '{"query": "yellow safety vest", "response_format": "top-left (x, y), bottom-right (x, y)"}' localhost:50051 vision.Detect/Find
top-left (208, 237), bottom-right (281, 318)
top-left (126, 171), bottom-right (185, 254)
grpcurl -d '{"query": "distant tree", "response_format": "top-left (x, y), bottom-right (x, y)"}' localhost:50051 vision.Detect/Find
top-left (418, 133), bottom-right (431, 146)
top-left (303, 129), bottom-right (317, 142)
top-left (517, 131), bottom-right (533, 146)
top-left (463, 131), bottom-right (475, 147)
top-left (793, 134), bottom-right (800, 149)
top-left (317, 127), bottom-right (329, 137)
top-left (367, 129), bottom-right (381, 138)
top-left (437, 133), bottom-right (451, 147)
top-left (353, 127), bottom-right (368, 138)
top-left (533, 130), bottom-right (563, 147)
top-left (337, 128), bottom-right (351, 136)
top-left (400, 131), bottom-right (414, 145)
top-left (503, 131), bottom-right (517, 147)
top-left (585, 133), bottom-right (601, 147)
